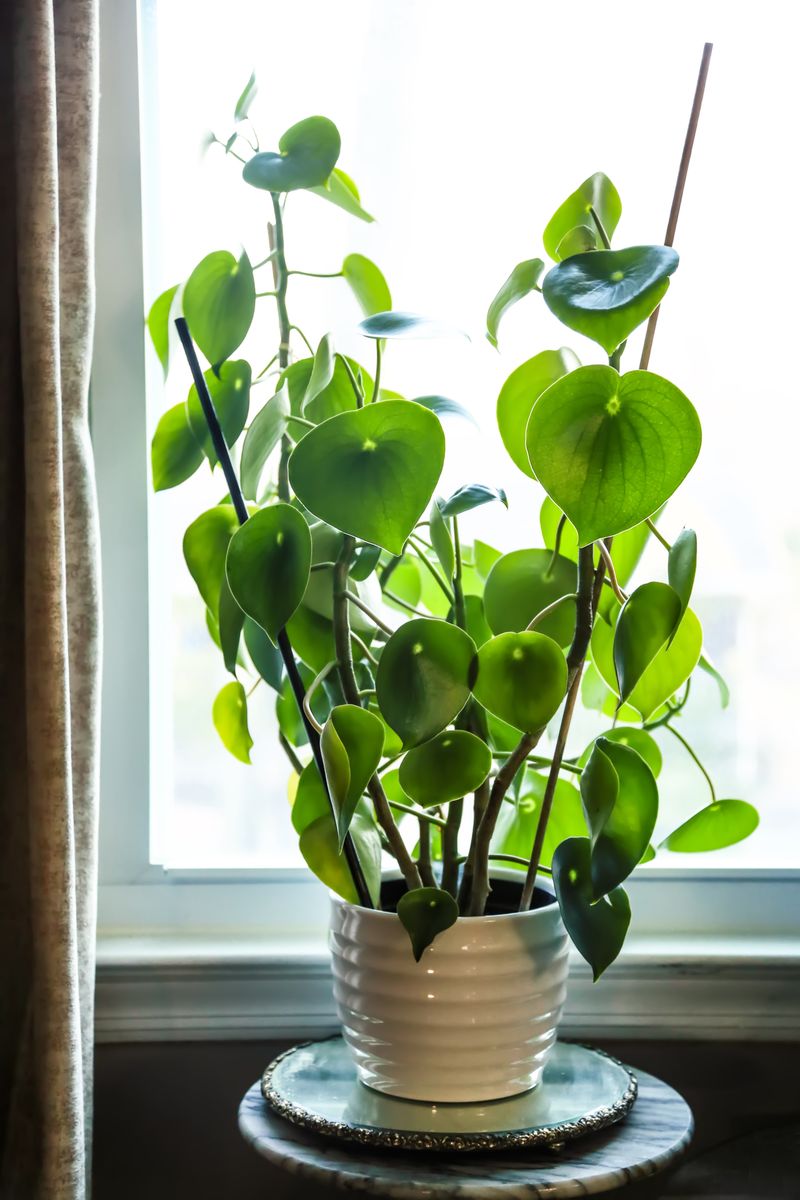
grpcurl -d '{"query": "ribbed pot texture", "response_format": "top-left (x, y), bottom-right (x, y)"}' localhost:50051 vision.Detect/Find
top-left (329, 870), bottom-right (570, 1102)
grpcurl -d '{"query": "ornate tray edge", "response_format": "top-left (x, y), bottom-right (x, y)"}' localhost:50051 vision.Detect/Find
top-left (260, 1036), bottom-right (638, 1154)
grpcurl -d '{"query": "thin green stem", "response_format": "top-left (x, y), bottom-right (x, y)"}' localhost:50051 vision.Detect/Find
top-left (596, 540), bottom-right (627, 605)
top-left (350, 630), bottom-right (379, 667)
top-left (408, 536), bottom-right (455, 603)
top-left (344, 591), bottom-right (394, 636)
top-left (452, 517), bottom-right (466, 630)
top-left (646, 516), bottom-right (672, 552)
top-left (371, 338), bottom-right (382, 403)
top-left (303, 661), bottom-right (335, 733)
top-left (278, 731), bottom-right (303, 776)
top-left (382, 590), bottom-right (438, 620)
top-left (526, 593), bottom-right (576, 632)
top-left (545, 515), bottom-right (567, 578)
top-left (268, 202), bottom-right (292, 502)
top-left (288, 269), bottom-right (344, 279)
top-left (290, 324), bottom-right (314, 354)
top-left (286, 413), bottom-right (315, 430)
top-left (664, 722), bottom-right (716, 803)
top-left (255, 290), bottom-right (278, 298)
top-left (441, 798), bottom-right (463, 896)
top-left (337, 353), bottom-right (365, 408)
top-left (417, 819), bottom-right (436, 887)
top-left (588, 205), bottom-right (612, 249)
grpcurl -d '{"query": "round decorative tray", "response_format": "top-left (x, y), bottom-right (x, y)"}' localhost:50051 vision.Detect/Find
top-left (261, 1035), bottom-right (637, 1153)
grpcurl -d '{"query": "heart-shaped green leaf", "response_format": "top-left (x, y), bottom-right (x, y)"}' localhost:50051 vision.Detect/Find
top-left (152, 402), bottom-right (204, 491)
top-left (399, 730), bottom-right (492, 808)
top-left (542, 246), bottom-right (678, 354)
top-left (358, 311), bottom-right (468, 341)
top-left (321, 705), bottom-right (385, 848)
top-left (183, 251), bottom-right (255, 366)
top-left (438, 484), bottom-right (507, 518)
top-left (183, 505), bottom-right (241, 621)
top-left (300, 811), bottom-right (381, 906)
top-left (484, 549), bottom-right (577, 646)
top-left (342, 254), bottom-right (392, 317)
top-left (226, 504), bottom-right (311, 643)
top-left (376, 618), bottom-right (476, 748)
top-left (473, 632), bottom-right (567, 732)
top-left (668, 529), bottom-right (697, 635)
top-left (614, 582), bottom-right (682, 704)
top-left (592, 605), bottom-right (703, 720)
top-left (555, 225), bottom-right (597, 259)
top-left (486, 259), bottom-right (544, 348)
top-left (492, 773), bottom-right (587, 869)
top-left (243, 616), bottom-right (283, 691)
top-left (242, 116), bottom-right (341, 192)
top-left (497, 349), bottom-right (579, 478)
top-left (580, 727), bottom-right (662, 778)
top-left (240, 383), bottom-right (290, 501)
top-left (411, 395), bottom-right (477, 426)
top-left (581, 738), bottom-right (658, 896)
top-left (397, 887), bottom-right (459, 961)
top-left (147, 284), bottom-right (179, 375)
top-left (429, 501), bottom-right (455, 582)
top-left (543, 173), bottom-right (621, 261)
top-left (552, 837), bottom-right (630, 980)
top-left (289, 400), bottom-right (445, 555)
top-left (661, 799), bottom-right (759, 853)
top-left (527, 366), bottom-right (701, 545)
top-left (309, 166), bottom-right (374, 222)
top-left (186, 359), bottom-right (251, 466)
top-left (212, 680), bottom-right (253, 763)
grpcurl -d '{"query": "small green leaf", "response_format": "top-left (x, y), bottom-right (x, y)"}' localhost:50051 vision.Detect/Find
top-left (592, 606), bottom-right (703, 720)
top-left (552, 837), bottom-right (630, 980)
top-left (438, 484), bottom-right (507, 518)
top-left (243, 616), bottom-right (283, 690)
top-left (300, 811), bottom-right (381, 906)
top-left (555, 225), bottom-right (597, 259)
top-left (342, 254), bottom-right (392, 317)
top-left (226, 504), bottom-right (311, 642)
top-left (429, 501), bottom-right (455, 582)
top-left (614, 582), bottom-right (682, 704)
top-left (291, 761), bottom-right (330, 834)
top-left (279, 355), bottom-right (372, 425)
top-left (289, 400), bottom-right (445, 555)
top-left (234, 70), bottom-right (258, 121)
top-left (668, 529), bottom-right (697, 635)
top-left (183, 505), bottom-right (241, 621)
top-left (699, 652), bottom-right (730, 708)
top-left (285, 605), bottom-right (335, 673)
top-left (212, 681), bottom-right (253, 763)
top-left (472, 632), bottom-right (567, 732)
top-left (474, 539), bottom-right (502, 579)
top-left (527, 366), bottom-right (701, 545)
top-left (186, 359), bottom-right (251, 466)
top-left (661, 799), bottom-right (759, 853)
top-left (303, 334), bottom-right (335, 412)
top-left (350, 543), bottom-right (381, 581)
top-left (240, 383), bottom-right (290, 501)
top-left (146, 284), bottom-right (179, 375)
top-left (358, 311), bottom-right (468, 341)
top-left (308, 166), bottom-right (375, 222)
top-left (411, 395), bottom-right (477, 426)
top-left (397, 887), bottom-right (459, 961)
top-left (486, 258), bottom-right (544, 348)
top-left (242, 116), bottom-right (341, 192)
top-left (543, 173), bottom-right (622, 261)
top-left (581, 727), bottom-right (662, 778)
top-left (484, 549), bottom-right (577, 646)
top-left (218, 579), bottom-right (245, 674)
top-left (497, 348), bottom-right (579, 478)
top-left (183, 250), bottom-right (256, 366)
top-left (152, 402), bottom-right (203, 491)
top-left (581, 738), bottom-right (658, 896)
top-left (321, 705), bottom-right (385, 847)
top-left (399, 730), bottom-right (492, 808)
top-left (376, 618), bottom-right (476, 748)
top-left (492, 773), bottom-right (586, 869)
top-left (542, 245), bottom-right (679, 355)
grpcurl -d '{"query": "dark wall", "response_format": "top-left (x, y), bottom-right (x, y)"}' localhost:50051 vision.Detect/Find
top-left (93, 1040), bottom-right (800, 1199)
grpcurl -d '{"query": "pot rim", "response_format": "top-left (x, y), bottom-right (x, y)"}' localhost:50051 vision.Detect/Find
top-left (330, 866), bottom-right (558, 922)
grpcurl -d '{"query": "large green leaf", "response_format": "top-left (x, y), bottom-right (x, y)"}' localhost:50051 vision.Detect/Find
top-left (497, 349), bottom-right (579, 478)
top-left (242, 116), bottom-right (341, 192)
top-left (288, 400), bottom-right (445, 555)
top-left (376, 618), bottom-right (475, 748)
top-left (183, 505), bottom-right (241, 621)
top-left (438, 484), bottom-right (507, 518)
top-left (358, 311), bottom-right (467, 341)
top-left (542, 246), bottom-right (678, 354)
top-left (580, 726), bottom-right (662, 778)
top-left (152, 402), bottom-right (203, 491)
top-left (581, 737), bottom-right (658, 896)
top-left (183, 251), bottom-right (255, 366)
top-left (291, 761), bottom-right (373, 835)
top-left (146, 284), bottom-right (179, 375)
top-left (399, 730), bottom-right (492, 808)
top-left (342, 254), bottom-right (391, 317)
top-left (243, 616), bottom-right (283, 691)
top-left (397, 887), bottom-right (459, 961)
top-left (186, 359), bottom-right (251, 466)
top-left (484, 549), bottom-right (577, 646)
top-left (212, 681), bottom-right (253, 764)
top-left (299, 811), bottom-right (381, 906)
top-left (492, 773), bottom-right (586, 869)
top-left (527, 366), bottom-right (701, 545)
top-left (225, 504), bottom-right (311, 642)
top-left (472, 632), bottom-right (567, 732)
top-left (240, 383), bottom-right (290, 501)
top-left (614, 582), bottom-right (682, 704)
top-left (321, 705), bottom-right (385, 847)
top-left (668, 529), bottom-right (697, 635)
top-left (308, 166), bottom-right (374, 222)
top-left (486, 259), bottom-right (544, 348)
top-left (661, 799), bottom-right (759, 853)
top-left (592, 605), bottom-right (703, 720)
top-left (552, 837), bottom-right (630, 980)
top-left (543, 173), bottom-right (621, 261)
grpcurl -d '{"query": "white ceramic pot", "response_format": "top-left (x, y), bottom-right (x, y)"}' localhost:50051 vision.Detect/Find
top-left (329, 869), bottom-right (569, 1102)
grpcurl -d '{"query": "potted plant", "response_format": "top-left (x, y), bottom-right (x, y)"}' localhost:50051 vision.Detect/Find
top-left (148, 84), bottom-right (758, 1104)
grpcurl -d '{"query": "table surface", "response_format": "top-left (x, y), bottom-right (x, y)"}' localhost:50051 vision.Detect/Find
top-left (239, 1061), bottom-right (693, 1199)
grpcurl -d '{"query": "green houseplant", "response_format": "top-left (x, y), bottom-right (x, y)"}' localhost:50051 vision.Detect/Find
top-left (148, 80), bottom-right (758, 1098)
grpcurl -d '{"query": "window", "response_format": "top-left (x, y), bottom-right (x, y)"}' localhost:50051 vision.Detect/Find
top-left (94, 0), bottom-right (799, 940)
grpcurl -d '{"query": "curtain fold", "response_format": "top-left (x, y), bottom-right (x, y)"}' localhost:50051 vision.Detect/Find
top-left (0, 1), bottom-right (101, 1197)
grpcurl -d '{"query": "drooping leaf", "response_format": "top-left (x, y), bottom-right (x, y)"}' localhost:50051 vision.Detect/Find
top-left (472, 632), bottom-right (567, 732)
top-left (552, 837), bottom-right (630, 980)
top-left (358, 311), bottom-right (468, 341)
top-left (668, 529), bottom-right (697, 634)
top-left (240, 383), bottom-right (290, 501)
top-left (299, 811), bottom-right (381, 906)
top-left (212, 680), bottom-right (253, 763)
top-left (592, 605), bottom-right (703, 720)
top-left (614, 582), bottom-right (682, 704)
top-left (342, 254), bottom-right (392, 317)
top-left (152, 402), bottom-right (204, 491)
top-left (186, 359), bottom-right (251, 466)
top-left (321, 705), bottom-right (385, 847)
top-left (183, 505), bottom-right (241, 621)
top-left (492, 773), bottom-right (586, 870)
top-left (543, 172), bottom-right (622, 261)
top-left (303, 334), bottom-right (336, 412)
top-left (438, 484), bottom-right (507, 519)
top-left (661, 799), bottom-right (759, 853)
top-left (581, 738), bottom-right (658, 896)
top-left (146, 284), bottom-right (179, 375)
top-left (233, 70), bottom-right (258, 121)
top-left (218, 579), bottom-right (245, 674)
top-left (183, 250), bottom-right (255, 366)
top-left (308, 166), bottom-right (375, 222)
top-left (580, 726), bottom-right (662, 778)
top-left (486, 258), bottom-right (544, 348)
top-left (555, 225), bottom-right (597, 259)
top-left (497, 348), bottom-right (579, 478)
top-left (350, 542), bottom-right (382, 581)
top-left (411, 395), bottom-right (478, 426)
top-left (243, 616), bottom-right (283, 690)
top-left (397, 887), bottom-right (459, 961)
top-left (527, 366), bottom-right (702, 545)
top-left (225, 504), bottom-right (311, 642)
top-left (288, 400), bottom-right (445, 555)
top-left (542, 245), bottom-right (679, 355)
top-left (429, 501), bottom-right (454, 582)
top-left (399, 730), bottom-right (492, 808)
top-left (484, 549), bottom-right (577, 646)
top-left (242, 116), bottom-right (341, 192)
top-left (699, 652), bottom-right (730, 708)
top-left (376, 618), bottom-right (476, 748)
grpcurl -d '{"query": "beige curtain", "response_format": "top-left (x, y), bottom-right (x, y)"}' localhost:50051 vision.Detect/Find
top-left (0, 0), bottom-right (101, 1197)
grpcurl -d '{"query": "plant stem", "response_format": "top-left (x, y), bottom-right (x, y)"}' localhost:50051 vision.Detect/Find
top-left (350, 630), bottom-right (379, 667)
top-left (290, 324), bottom-right (314, 354)
top-left (267, 205), bottom-right (292, 502)
top-left (288, 269), bottom-right (344, 278)
top-left (371, 338), bottom-right (382, 403)
top-left (646, 516), bottom-right (672, 552)
top-left (303, 661), bottom-right (335, 733)
top-left (388, 800), bottom-right (447, 828)
top-left (545, 515), bottom-right (567, 577)
top-left (344, 591), bottom-right (394, 636)
top-left (409, 535), bottom-right (455, 603)
top-left (468, 733), bottom-right (541, 914)
top-left (382, 590), bottom-right (437, 619)
top-left (337, 353), bottom-right (365, 408)
top-left (452, 517), bottom-right (467, 629)
top-left (664, 722), bottom-right (716, 802)
top-left (588, 205), bottom-right (612, 249)
top-left (441, 798), bottom-right (463, 896)
top-left (278, 731), bottom-right (303, 775)
top-left (486, 853), bottom-right (552, 873)
top-left (526, 593), bottom-right (576, 631)
top-left (458, 778), bottom-right (491, 908)
top-left (596, 540), bottom-right (627, 605)
top-left (369, 777), bottom-right (423, 890)
top-left (417, 819), bottom-right (436, 887)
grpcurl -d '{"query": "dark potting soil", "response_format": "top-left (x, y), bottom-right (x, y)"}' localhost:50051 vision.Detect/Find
top-left (379, 874), bottom-right (554, 915)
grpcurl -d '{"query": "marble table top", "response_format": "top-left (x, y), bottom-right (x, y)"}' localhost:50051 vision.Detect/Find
top-left (239, 1054), bottom-right (693, 1198)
